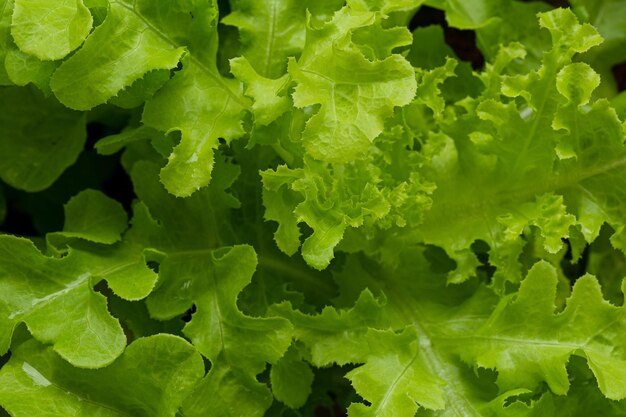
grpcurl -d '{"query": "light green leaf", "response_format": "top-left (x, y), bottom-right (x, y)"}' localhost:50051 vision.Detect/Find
top-left (457, 261), bottom-right (626, 400)
top-left (50, 0), bottom-right (187, 110)
top-left (11, 0), bottom-right (92, 61)
top-left (127, 160), bottom-right (291, 412)
top-left (230, 56), bottom-right (291, 126)
top-left (181, 245), bottom-right (293, 373)
top-left (1, 0), bottom-right (59, 92)
top-left (0, 335), bottom-right (204, 417)
top-left (425, 0), bottom-right (500, 29)
top-left (351, 23), bottom-right (413, 60)
top-left (412, 9), bottom-right (626, 284)
top-left (272, 287), bottom-right (446, 414)
top-left (51, 189), bottom-right (128, 245)
top-left (571, 0), bottom-right (626, 97)
top-left (48, 0), bottom-right (249, 195)
top-left (262, 158), bottom-right (392, 270)
top-left (0, 235), bottom-right (157, 367)
top-left (142, 59), bottom-right (248, 197)
top-left (0, 236), bottom-right (124, 368)
top-left (0, 86), bottom-right (85, 192)
top-left (347, 328), bottom-right (446, 416)
top-left (129, 160), bottom-right (241, 309)
top-left (497, 193), bottom-right (576, 254)
top-left (261, 165), bottom-right (303, 256)
top-left (290, 7), bottom-right (416, 163)
top-left (222, 0), bottom-right (308, 78)
top-left (4, 48), bottom-right (58, 92)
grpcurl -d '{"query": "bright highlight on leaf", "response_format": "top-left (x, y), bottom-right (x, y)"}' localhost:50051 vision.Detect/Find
top-left (1, 2), bottom-right (626, 417)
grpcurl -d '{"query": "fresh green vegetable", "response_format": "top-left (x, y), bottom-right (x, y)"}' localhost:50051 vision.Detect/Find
top-left (1, 0), bottom-right (626, 416)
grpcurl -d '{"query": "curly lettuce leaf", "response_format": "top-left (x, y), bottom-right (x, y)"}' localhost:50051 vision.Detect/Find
top-left (262, 158), bottom-right (395, 269)
top-left (454, 261), bottom-right (626, 400)
top-left (47, 0), bottom-right (249, 196)
top-left (290, 6), bottom-right (416, 163)
top-left (408, 9), bottom-right (626, 285)
top-left (571, 0), bottom-right (626, 97)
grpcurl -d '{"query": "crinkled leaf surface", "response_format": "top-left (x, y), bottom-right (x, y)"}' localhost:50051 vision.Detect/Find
top-left (454, 261), bottom-right (626, 400)
top-left (142, 61), bottom-right (248, 196)
top-left (409, 9), bottom-right (626, 285)
top-left (289, 7), bottom-right (416, 163)
top-left (1, 2), bottom-right (626, 416)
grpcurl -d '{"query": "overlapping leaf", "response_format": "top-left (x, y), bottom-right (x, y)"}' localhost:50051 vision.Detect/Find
top-left (44, 0), bottom-right (249, 196)
top-left (0, 335), bottom-right (204, 417)
top-left (289, 7), bottom-right (416, 163)
top-left (223, 0), bottom-right (308, 79)
top-left (453, 261), bottom-right (626, 400)
top-left (0, 190), bottom-right (156, 368)
top-left (272, 289), bottom-right (447, 416)
top-left (128, 160), bottom-right (292, 415)
top-left (410, 9), bottom-right (626, 285)
top-left (1, 1), bottom-right (626, 416)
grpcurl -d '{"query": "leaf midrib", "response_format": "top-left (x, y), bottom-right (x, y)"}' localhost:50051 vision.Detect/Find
top-left (113, 0), bottom-right (248, 108)
top-left (384, 285), bottom-right (483, 416)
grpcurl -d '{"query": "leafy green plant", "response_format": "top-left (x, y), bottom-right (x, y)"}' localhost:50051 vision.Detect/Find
top-left (1, 0), bottom-right (626, 416)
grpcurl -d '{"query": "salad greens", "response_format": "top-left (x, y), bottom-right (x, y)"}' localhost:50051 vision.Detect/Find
top-left (1, 0), bottom-right (626, 415)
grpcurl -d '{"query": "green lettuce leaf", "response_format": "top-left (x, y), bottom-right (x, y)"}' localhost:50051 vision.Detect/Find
top-left (0, 234), bottom-right (157, 368)
top-left (409, 9), bottom-right (626, 285)
top-left (48, 0), bottom-right (249, 196)
top-left (0, 334), bottom-right (204, 417)
top-left (222, 0), bottom-right (307, 78)
top-left (454, 261), bottom-right (626, 400)
top-left (128, 160), bottom-right (292, 414)
top-left (11, 0), bottom-right (92, 61)
top-left (0, 86), bottom-right (85, 192)
top-left (289, 6), bottom-right (416, 163)
top-left (47, 189), bottom-right (128, 246)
